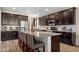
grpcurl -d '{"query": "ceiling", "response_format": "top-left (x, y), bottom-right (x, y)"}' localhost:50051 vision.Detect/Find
top-left (1, 7), bottom-right (71, 17)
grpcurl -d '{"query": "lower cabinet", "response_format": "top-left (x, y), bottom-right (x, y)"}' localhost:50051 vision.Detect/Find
top-left (1, 31), bottom-right (18, 41)
top-left (60, 32), bottom-right (73, 45)
top-left (51, 36), bottom-right (60, 52)
top-left (54, 31), bottom-right (75, 46)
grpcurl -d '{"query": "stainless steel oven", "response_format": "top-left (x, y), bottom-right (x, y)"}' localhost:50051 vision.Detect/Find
top-left (49, 26), bottom-right (57, 32)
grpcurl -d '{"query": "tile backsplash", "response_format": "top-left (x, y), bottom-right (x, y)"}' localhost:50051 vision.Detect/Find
top-left (37, 25), bottom-right (76, 32)
top-left (1, 25), bottom-right (19, 31)
top-left (56, 25), bottom-right (76, 32)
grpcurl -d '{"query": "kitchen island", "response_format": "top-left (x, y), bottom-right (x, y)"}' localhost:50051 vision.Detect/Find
top-left (19, 31), bottom-right (61, 52)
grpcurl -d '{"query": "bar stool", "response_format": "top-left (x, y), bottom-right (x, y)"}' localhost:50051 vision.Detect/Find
top-left (21, 33), bottom-right (28, 52)
top-left (27, 34), bottom-right (45, 52)
top-left (18, 32), bottom-right (25, 51)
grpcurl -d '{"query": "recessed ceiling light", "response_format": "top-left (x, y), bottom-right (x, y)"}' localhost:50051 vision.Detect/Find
top-left (45, 9), bottom-right (48, 11)
top-left (26, 11), bottom-right (30, 13)
top-left (12, 8), bottom-right (15, 10)
top-left (35, 12), bottom-right (39, 14)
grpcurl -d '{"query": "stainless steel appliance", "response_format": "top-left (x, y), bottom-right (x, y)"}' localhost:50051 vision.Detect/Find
top-left (19, 21), bottom-right (29, 32)
top-left (48, 20), bottom-right (55, 26)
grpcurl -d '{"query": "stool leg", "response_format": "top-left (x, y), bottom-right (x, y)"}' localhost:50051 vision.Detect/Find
top-left (43, 46), bottom-right (45, 52)
top-left (24, 44), bottom-right (28, 52)
top-left (38, 48), bottom-right (40, 52)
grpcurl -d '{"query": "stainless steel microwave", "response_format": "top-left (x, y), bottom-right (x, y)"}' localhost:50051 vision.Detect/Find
top-left (48, 20), bottom-right (55, 26)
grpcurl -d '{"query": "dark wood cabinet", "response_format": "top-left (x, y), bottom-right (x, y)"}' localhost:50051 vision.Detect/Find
top-left (44, 16), bottom-right (49, 25)
top-left (39, 7), bottom-right (76, 26)
top-left (51, 36), bottom-right (60, 52)
top-left (39, 17), bottom-right (45, 26)
top-left (13, 14), bottom-right (19, 25)
top-left (39, 16), bottom-right (50, 26)
top-left (1, 12), bottom-right (28, 26)
top-left (54, 31), bottom-right (75, 46)
top-left (1, 31), bottom-right (18, 41)
top-left (1, 12), bottom-right (8, 25)
top-left (55, 12), bottom-right (64, 25)
top-left (39, 17), bottom-right (42, 26)
top-left (8, 13), bottom-right (15, 25)
top-left (17, 15), bottom-right (28, 21)
top-left (61, 32), bottom-right (73, 45)
top-left (68, 9), bottom-right (75, 24)
top-left (63, 8), bottom-right (76, 25)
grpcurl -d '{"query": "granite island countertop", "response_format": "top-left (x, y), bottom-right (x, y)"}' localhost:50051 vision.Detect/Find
top-left (22, 31), bottom-right (62, 38)
top-left (53, 30), bottom-right (76, 33)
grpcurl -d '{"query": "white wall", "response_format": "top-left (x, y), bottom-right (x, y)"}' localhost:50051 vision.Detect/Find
top-left (0, 8), bottom-right (1, 43)
top-left (76, 7), bottom-right (79, 45)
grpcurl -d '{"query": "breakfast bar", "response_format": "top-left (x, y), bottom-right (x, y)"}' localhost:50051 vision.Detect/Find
top-left (18, 31), bottom-right (61, 52)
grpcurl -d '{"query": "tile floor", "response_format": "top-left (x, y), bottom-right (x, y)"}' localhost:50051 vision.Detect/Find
top-left (0, 39), bottom-right (79, 52)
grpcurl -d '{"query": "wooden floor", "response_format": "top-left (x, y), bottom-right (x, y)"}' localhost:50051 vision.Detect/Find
top-left (0, 39), bottom-right (22, 52)
top-left (0, 40), bottom-right (79, 52)
top-left (60, 43), bottom-right (79, 52)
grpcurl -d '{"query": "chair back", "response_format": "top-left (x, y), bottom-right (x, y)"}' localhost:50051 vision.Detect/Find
top-left (18, 32), bottom-right (22, 39)
top-left (18, 32), bottom-right (27, 43)
top-left (27, 34), bottom-right (34, 48)
top-left (22, 33), bottom-right (27, 44)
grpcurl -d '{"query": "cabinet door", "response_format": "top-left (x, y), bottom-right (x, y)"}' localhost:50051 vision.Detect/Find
top-left (67, 8), bottom-right (75, 25)
top-left (8, 14), bottom-right (15, 25)
top-left (17, 15), bottom-right (27, 21)
top-left (45, 16), bottom-right (50, 25)
top-left (1, 32), bottom-right (7, 41)
top-left (14, 15), bottom-right (19, 25)
top-left (55, 13), bottom-right (59, 25)
top-left (51, 36), bottom-right (60, 52)
top-left (55, 12), bottom-right (63, 25)
top-left (63, 11), bottom-right (69, 25)
top-left (22, 16), bottom-right (28, 21)
top-left (39, 17), bottom-right (44, 26)
top-left (63, 8), bottom-right (76, 25)
top-left (1, 13), bottom-right (4, 25)
top-left (43, 16), bottom-right (46, 26)
top-left (1, 13), bottom-right (9, 25)
top-left (39, 17), bottom-right (42, 26)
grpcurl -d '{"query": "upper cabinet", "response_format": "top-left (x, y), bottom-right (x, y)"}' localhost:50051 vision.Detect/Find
top-left (1, 12), bottom-right (9, 25)
top-left (8, 13), bottom-right (15, 25)
top-left (39, 17), bottom-right (45, 26)
top-left (1, 12), bottom-right (28, 25)
top-left (63, 8), bottom-right (76, 25)
top-left (39, 7), bottom-right (76, 26)
top-left (55, 12), bottom-right (64, 25)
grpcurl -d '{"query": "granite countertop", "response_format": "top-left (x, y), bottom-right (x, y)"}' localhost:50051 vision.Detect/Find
top-left (46, 30), bottom-right (75, 33)
top-left (22, 31), bottom-right (61, 38)
top-left (55, 30), bottom-right (76, 33)
top-left (1, 30), bottom-right (18, 32)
